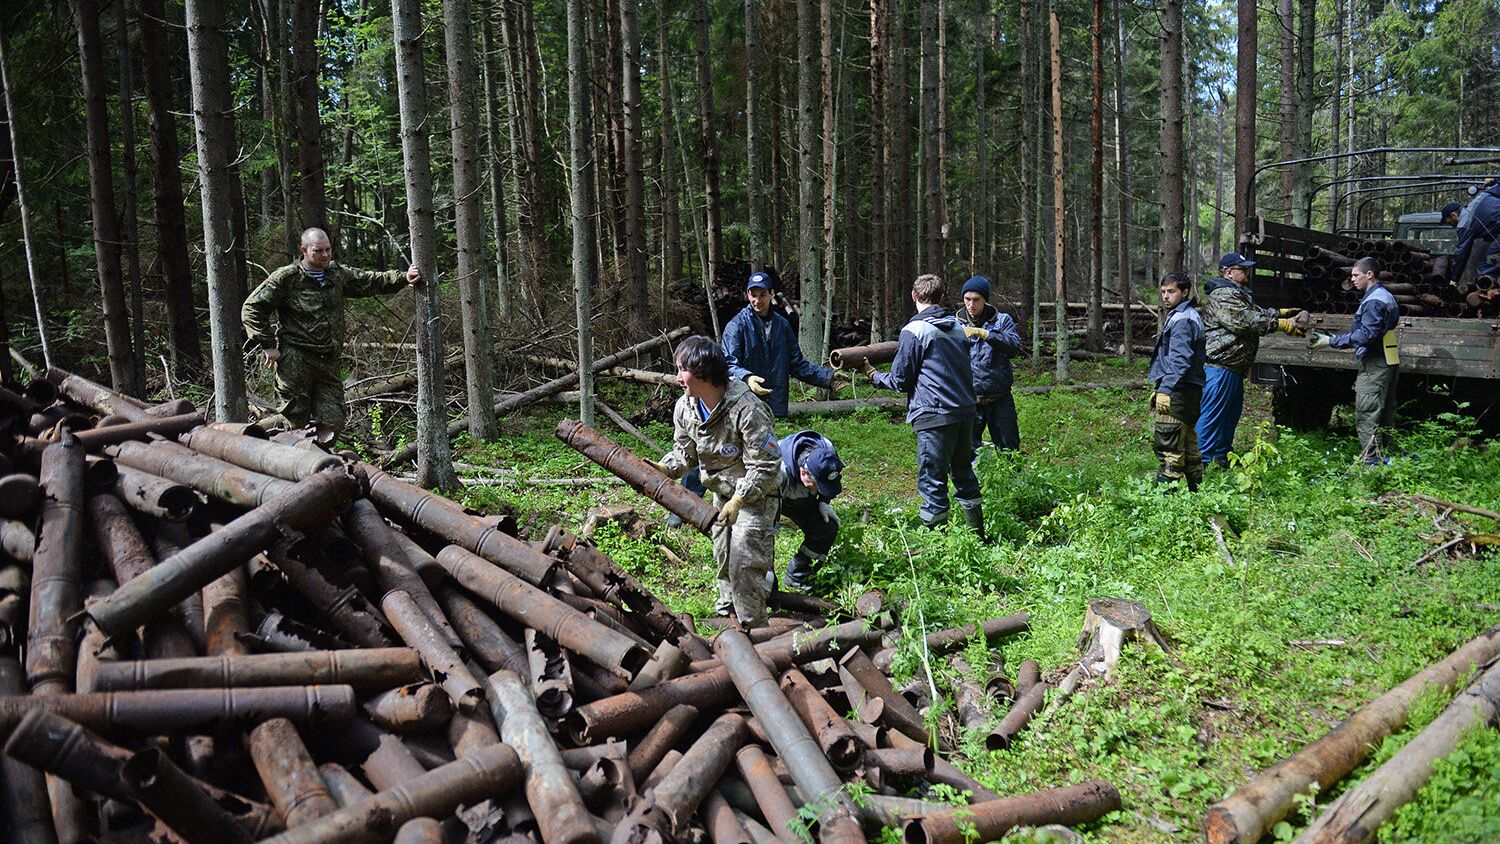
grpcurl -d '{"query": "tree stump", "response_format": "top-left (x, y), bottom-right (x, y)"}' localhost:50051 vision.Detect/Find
top-left (1076, 598), bottom-right (1170, 678)
top-left (580, 504), bottom-right (648, 541)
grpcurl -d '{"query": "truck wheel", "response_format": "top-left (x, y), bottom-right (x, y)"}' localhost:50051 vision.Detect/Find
top-left (1272, 370), bottom-right (1337, 431)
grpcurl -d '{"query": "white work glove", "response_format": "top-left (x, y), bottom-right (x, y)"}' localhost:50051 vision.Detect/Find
top-left (1153, 392), bottom-right (1172, 413)
top-left (1308, 333), bottom-right (1332, 351)
top-left (745, 375), bottom-right (772, 396)
top-left (716, 495), bottom-right (748, 526)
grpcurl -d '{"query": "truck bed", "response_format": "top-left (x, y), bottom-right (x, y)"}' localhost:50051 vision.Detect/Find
top-left (1257, 313), bottom-right (1500, 380)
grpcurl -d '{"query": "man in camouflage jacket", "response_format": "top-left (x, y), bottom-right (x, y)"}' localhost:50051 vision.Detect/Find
top-left (1194, 253), bottom-right (1307, 465)
top-left (242, 228), bottom-right (421, 436)
top-left (652, 336), bottom-right (782, 628)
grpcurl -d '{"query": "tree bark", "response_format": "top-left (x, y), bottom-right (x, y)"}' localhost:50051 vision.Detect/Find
top-left (887, 0), bottom-right (912, 327)
top-left (444, 0), bottom-right (497, 440)
top-left (1019, 0), bottom-right (1034, 338)
top-left (0, 20), bottom-right (55, 366)
top-left (117, 1), bottom-right (147, 391)
top-left (185, 0), bottom-right (248, 421)
top-left (1049, 4), bottom-right (1068, 382)
top-left (919, 0), bottom-right (941, 275)
top-left (1277, 0), bottom-right (1296, 222)
top-left (1233, 0), bottom-right (1257, 230)
top-left (76, 0), bottom-right (140, 395)
top-left (140, 0), bottom-right (203, 370)
top-left (390, 0), bottom-right (458, 488)
top-left (658, 12), bottom-right (683, 309)
top-left (566, 0), bottom-right (598, 426)
top-left (1292, 0), bottom-right (1314, 227)
top-left (745, 0), bottom-right (767, 269)
top-left (1159, 0), bottom-right (1184, 273)
top-left (867, 0), bottom-right (886, 340)
top-left (694, 0), bottom-right (722, 284)
top-left (1212, 93), bottom-right (1226, 256)
top-left (1087, 0), bottom-right (1103, 350)
top-left (291, 0), bottom-right (326, 231)
top-left (480, 0), bottom-right (513, 325)
top-left (621, 0), bottom-right (648, 336)
top-left (797, 0), bottom-right (823, 355)
top-left (819, 0), bottom-right (835, 362)
top-left (973, 0), bottom-right (987, 272)
top-left (1112, 0), bottom-right (1131, 361)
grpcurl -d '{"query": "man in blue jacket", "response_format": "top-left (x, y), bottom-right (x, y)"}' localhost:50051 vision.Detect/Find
top-left (955, 276), bottom-right (1024, 453)
top-left (722, 270), bottom-right (844, 417)
top-left (1147, 272), bottom-right (1206, 490)
top-left (1309, 257), bottom-right (1402, 465)
top-left (861, 274), bottom-right (984, 536)
top-left (1449, 181), bottom-right (1500, 284)
top-left (777, 430), bottom-right (844, 593)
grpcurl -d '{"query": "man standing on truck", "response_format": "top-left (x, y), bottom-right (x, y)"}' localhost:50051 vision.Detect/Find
top-left (1449, 181), bottom-right (1500, 284)
top-left (1441, 202), bottom-right (1463, 228)
top-left (1309, 257), bottom-right (1402, 465)
top-left (1196, 253), bottom-right (1309, 467)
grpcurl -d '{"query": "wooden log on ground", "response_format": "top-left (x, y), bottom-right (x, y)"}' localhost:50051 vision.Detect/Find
top-left (1412, 493), bottom-right (1500, 524)
top-left (345, 352), bottom-right (464, 403)
top-left (1202, 623), bottom-right (1500, 844)
top-left (519, 354), bottom-right (678, 387)
top-left (1293, 659), bottom-right (1500, 844)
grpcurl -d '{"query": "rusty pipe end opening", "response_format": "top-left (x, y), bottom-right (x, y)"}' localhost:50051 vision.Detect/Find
top-left (828, 738), bottom-right (863, 772)
top-left (900, 818), bottom-right (932, 844)
top-left (455, 688), bottom-right (485, 717)
top-left (120, 747), bottom-right (166, 789)
top-left (828, 350), bottom-right (847, 369)
top-left (23, 379), bottom-right (58, 407)
top-left (983, 731), bottom-right (1013, 753)
top-left (157, 486), bottom-right (199, 521)
top-left (563, 711), bottom-right (592, 746)
top-left (536, 688), bottom-right (575, 720)
top-left (620, 645), bottom-right (651, 679)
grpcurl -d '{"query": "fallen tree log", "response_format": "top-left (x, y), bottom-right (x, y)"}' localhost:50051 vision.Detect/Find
top-left (384, 328), bottom-right (689, 468)
top-left (345, 352), bottom-right (464, 403)
top-left (1202, 623), bottom-right (1500, 844)
top-left (1412, 493), bottom-right (1500, 525)
top-left (1293, 659), bottom-right (1500, 844)
top-left (519, 354), bottom-right (678, 387)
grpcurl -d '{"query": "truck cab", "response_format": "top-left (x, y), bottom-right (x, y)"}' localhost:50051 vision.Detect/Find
top-left (1391, 211), bottom-right (1459, 256)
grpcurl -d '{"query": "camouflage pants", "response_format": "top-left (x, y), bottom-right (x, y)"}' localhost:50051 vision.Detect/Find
top-left (1354, 356), bottom-right (1398, 462)
top-left (275, 345), bottom-right (346, 433)
top-left (1153, 388), bottom-right (1202, 489)
top-left (711, 493), bottom-right (779, 629)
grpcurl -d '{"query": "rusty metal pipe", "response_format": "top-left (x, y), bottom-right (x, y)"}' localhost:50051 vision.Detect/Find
top-left (615, 713), bottom-right (748, 843)
top-left (86, 466), bottom-right (361, 638)
top-left (900, 781), bottom-right (1121, 844)
top-left (485, 669), bottom-right (600, 844)
top-left (178, 426), bottom-right (342, 480)
top-left (202, 562), bottom-right (252, 657)
top-left (45, 367), bottom-right (152, 422)
top-left (623, 702), bottom-right (699, 782)
top-left (435, 545), bottom-right (648, 680)
top-left (28, 435), bottom-right (85, 691)
top-left (690, 621), bottom-right (885, 675)
top-left (446, 706), bottom-right (501, 759)
top-left (435, 583), bottom-right (530, 676)
top-left (871, 614), bottom-right (1030, 670)
top-left (113, 465), bottom-right (197, 521)
top-left (0, 685), bottom-right (357, 735)
top-left (734, 744), bottom-right (799, 841)
top-left (256, 741), bottom-right (522, 844)
top-left (628, 640), bottom-right (689, 692)
top-left (985, 682), bottom-right (1048, 751)
top-left (86, 492), bottom-right (197, 657)
top-left (392, 818), bottom-right (444, 843)
top-left (345, 500), bottom-right (464, 649)
top-left (0, 472), bottom-right (41, 518)
top-left (363, 683), bottom-right (453, 733)
top-left (1, 518), bottom-right (35, 564)
top-left (838, 648), bottom-right (933, 746)
top-left (111, 438), bottom-right (293, 507)
top-left (316, 763), bottom-right (372, 808)
top-left (265, 538), bottom-right (394, 648)
top-left (780, 669), bottom-right (864, 772)
top-left (828, 341), bottom-right (900, 370)
top-left (0, 659), bottom-right (60, 844)
top-left (555, 418), bottom-right (720, 534)
top-left (542, 527), bottom-right (688, 644)
top-left (360, 462), bottom-right (555, 586)
top-left (383, 589), bottom-right (484, 714)
top-left (90, 648), bottom-right (423, 693)
top-left (333, 717), bottom-right (429, 790)
top-left (527, 628), bottom-right (575, 718)
top-left (72, 412), bottom-right (204, 449)
top-left (246, 717), bottom-right (339, 828)
top-left (122, 747), bottom-right (255, 844)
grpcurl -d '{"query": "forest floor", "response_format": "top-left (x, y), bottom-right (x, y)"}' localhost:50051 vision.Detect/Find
top-left (384, 357), bottom-right (1500, 843)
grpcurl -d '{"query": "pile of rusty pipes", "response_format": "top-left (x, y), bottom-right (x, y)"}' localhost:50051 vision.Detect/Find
top-left (0, 366), bottom-right (1119, 844)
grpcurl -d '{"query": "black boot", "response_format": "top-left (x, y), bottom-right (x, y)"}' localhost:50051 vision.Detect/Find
top-left (960, 504), bottom-right (987, 543)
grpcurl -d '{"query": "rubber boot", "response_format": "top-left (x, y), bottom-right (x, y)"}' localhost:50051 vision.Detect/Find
top-left (960, 503), bottom-right (987, 542)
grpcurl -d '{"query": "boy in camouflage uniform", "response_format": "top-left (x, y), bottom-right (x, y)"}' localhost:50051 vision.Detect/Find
top-left (650, 336), bottom-right (782, 628)
top-left (241, 227), bottom-right (421, 437)
top-left (1147, 272), bottom-right (1206, 489)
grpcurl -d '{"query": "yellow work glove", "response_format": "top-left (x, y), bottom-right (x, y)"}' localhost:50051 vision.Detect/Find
top-left (646, 459), bottom-right (682, 479)
top-left (830, 371), bottom-right (851, 386)
top-left (963, 326), bottom-right (990, 341)
top-left (716, 495), bottom-right (748, 526)
top-left (1277, 318), bottom-right (1305, 337)
top-left (858, 359), bottom-right (877, 377)
top-left (1153, 392), bottom-right (1172, 413)
top-left (1278, 308), bottom-right (1301, 317)
top-left (745, 375), bottom-right (772, 396)
top-left (1308, 333), bottom-right (1332, 351)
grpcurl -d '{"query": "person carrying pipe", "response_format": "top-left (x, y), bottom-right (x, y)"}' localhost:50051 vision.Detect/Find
top-left (1308, 257), bottom-right (1402, 466)
top-left (954, 275), bottom-right (1024, 455)
top-left (648, 337), bottom-right (782, 628)
top-left (1195, 252), bottom-right (1308, 468)
top-left (776, 430), bottom-right (844, 594)
top-left (1147, 272), bottom-right (1206, 490)
top-left (857, 274), bottom-right (985, 538)
top-left (241, 227), bottom-right (422, 440)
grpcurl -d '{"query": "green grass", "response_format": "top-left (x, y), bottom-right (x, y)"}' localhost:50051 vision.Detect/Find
top-left (444, 358), bottom-right (1500, 841)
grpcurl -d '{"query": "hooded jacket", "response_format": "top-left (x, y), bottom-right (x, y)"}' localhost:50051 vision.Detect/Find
top-left (955, 304), bottom-right (1023, 397)
top-left (871, 305), bottom-right (976, 430)
top-left (721, 305), bottom-right (833, 417)
top-left (1147, 298), bottom-right (1206, 394)
top-left (1451, 183), bottom-right (1500, 282)
top-left (778, 430), bottom-right (839, 502)
top-left (1201, 276), bottom-right (1279, 376)
top-left (1329, 283), bottom-right (1400, 361)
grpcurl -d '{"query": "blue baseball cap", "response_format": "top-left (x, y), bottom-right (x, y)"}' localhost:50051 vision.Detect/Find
top-left (1218, 252), bottom-right (1256, 270)
top-left (1441, 202), bottom-right (1463, 217)
top-left (747, 272), bottom-right (774, 291)
top-left (798, 445), bottom-right (844, 500)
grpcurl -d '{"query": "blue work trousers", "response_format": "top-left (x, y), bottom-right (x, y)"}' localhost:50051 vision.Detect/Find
top-left (915, 419), bottom-right (982, 526)
top-left (1195, 365), bottom-right (1245, 464)
top-left (973, 394), bottom-right (1020, 452)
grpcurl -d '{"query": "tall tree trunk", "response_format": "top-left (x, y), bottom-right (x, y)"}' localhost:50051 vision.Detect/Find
top-left (796, 0), bottom-right (823, 354)
top-left (1212, 93), bottom-right (1226, 255)
top-left (1030, 0), bottom-right (1045, 360)
top-left (0, 21), bottom-right (55, 367)
top-left (274, 0), bottom-right (296, 256)
top-left (1233, 0), bottom-right (1257, 231)
top-left (118, 0), bottom-right (147, 390)
top-left (76, 0), bottom-right (139, 395)
top-left (566, 0), bottom-right (598, 426)
top-left (888, 0), bottom-right (911, 324)
top-left (291, 0), bottom-right (326, 231)
top-left (1293, 0), bottom-right (1314, 227)
top-left (746, 0), bottom-right (767, 268)
top-left (1277, 0), bottom-right (1295, 221)
top-left (445, 0), bottom-right (497, 439)
top-left (973, 0), bottom-right (986, 272)
top-left (1049, 3), bottom-right (1068, 382)
top-left (141, 0), bottom-right (203, 370)
top-left (620, 0), bottom-right (648, 335)
top-left (936, 0), bottom-right (947, 269)
top-left (1112, 0), bottom-right (1131, 362)
top-left (603, 0), bottom-right (626, 283)
top-left (1329, 0), bottom-right (1342, 229)
top-left (480, 0), bottom-right (513, 325)
top-left (391, 0), bottom-right (458, 488)
top-left (506, 0), bottom-right (545, 310)
top-left (1087, 0), bottom-right (1103, 350)
top-left (658, 11), bottom-right (683, 306)
top-left (185, 0), bottom-right (248, 421)
top-left (1159, 0), bottom-right (1183, 273)
top-left (919, 0), bottom-right (941, 275)
top-left (1019, 0), bottom-right (1034, 335)
top-left (819, 0), bottom-right (835, 362)
top-left (1186, 78), bottom-right (1200, 275)
top-left (694, 0), bottom-right (722, 284)
top-left (867, 0), bottom-right (886, 340)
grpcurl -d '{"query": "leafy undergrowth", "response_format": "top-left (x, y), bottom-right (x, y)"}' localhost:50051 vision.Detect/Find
top-left (444, 359), bottom-right (1500, 841)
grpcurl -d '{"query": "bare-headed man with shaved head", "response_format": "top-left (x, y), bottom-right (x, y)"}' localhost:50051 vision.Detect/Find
top-left (242, 227), bottom-right (422, 438)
